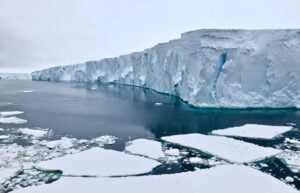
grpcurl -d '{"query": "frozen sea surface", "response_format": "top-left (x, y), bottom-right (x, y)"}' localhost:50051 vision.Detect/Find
top-left (212, 124), bottom-right (293, 139)
top-left (12, 165), bottom-right (299, 193)
top-left (36, 147), bottom-right (160, 176)
top-left (162, 134), bottom-right (281, 163)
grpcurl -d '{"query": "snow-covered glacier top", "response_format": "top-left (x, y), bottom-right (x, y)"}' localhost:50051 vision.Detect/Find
top-left (32, 29), bottom-right (300, 108)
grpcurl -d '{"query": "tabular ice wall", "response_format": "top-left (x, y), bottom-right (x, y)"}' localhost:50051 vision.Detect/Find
top-left (32, 29), bottom-right (300, 108)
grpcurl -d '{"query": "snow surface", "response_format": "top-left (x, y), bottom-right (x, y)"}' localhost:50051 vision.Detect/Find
top-left (125, 139), bottom-right (165, 160)
top-left (162, 134), bottom-right (281, 163)
top-left (32, 29), bottom-right (300, 108)
top-left (36, 147), bottom-right (160, 176)
top-left (0, 111), bottom-right (24, 117)
top-left (12, 165), bottom-right (299, 193)
top-left (212, 124), bottom-right (293, 139)
top-left (0, 117), bottom-right (27, 124)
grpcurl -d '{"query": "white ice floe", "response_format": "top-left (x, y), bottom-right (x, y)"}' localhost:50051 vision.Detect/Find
top-left (0, 111), bottom-right (24, 117)
top-left (40, 137), bottom-right (74, 149)
top-left (22, 90), bottom-right (35, 93)
top-left (189, 157), bottom-right (207, 164)
top-left (154, 102), bottom-right (163, 106)
top-left (12, 165), bottom-right (299, 193)
top-left (162, 134), bottom-right (281, 163)
top-left (36, 147), bottom-right (160, 176)
top-left (0, 117), bottom-right (27, 124)
top-left (92, 135), bottom-right (117, 145)
top-left (18, 128), bottom-right (48, 139)
top-left (189, 157), bottom-right (227, 166)
top-left (0, 135), bottom-right (9, 140)
top-left (212, 124), bottom-right (293, 139)
top-left (164, 148), bottom-right (180, 156)
top-left (125, 139), bottom-right (165, 160)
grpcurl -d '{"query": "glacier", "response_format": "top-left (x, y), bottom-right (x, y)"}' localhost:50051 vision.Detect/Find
top-left (32, 29), bottom-right (300, 108)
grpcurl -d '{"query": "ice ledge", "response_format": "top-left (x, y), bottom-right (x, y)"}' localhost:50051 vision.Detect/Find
top-left (32, 29), bottom-right (300, 108)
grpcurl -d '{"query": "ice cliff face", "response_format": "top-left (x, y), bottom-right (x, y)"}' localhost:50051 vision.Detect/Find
top-left (32, 29), bottom-right (300, 108)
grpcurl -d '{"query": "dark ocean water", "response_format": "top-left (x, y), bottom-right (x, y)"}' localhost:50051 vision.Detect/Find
top-left (0, 80), bottom-right (299, 189)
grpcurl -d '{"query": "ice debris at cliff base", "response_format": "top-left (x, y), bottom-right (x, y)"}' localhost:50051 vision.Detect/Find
top-left (32, 29), bottom-right (300, 108)
top-left (212, 124), bottom-right (293, 139)
top-left (162, 134), bottom-right (281, 163)
top-left (11, 165), bottom-right (299, 193)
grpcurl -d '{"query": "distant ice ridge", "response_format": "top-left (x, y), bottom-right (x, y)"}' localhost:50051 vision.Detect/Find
top-left (32, 29), bottom-right (300, 108)
top-left (0, 73), bottom-right (31, 80)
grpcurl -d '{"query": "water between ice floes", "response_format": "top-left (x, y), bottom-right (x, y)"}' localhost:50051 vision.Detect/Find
top-left (0, 80), bottom-right (299, 189)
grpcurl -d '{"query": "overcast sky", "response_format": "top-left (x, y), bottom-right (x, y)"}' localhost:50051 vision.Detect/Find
top-left (1, 0), bottom-right (300, 73)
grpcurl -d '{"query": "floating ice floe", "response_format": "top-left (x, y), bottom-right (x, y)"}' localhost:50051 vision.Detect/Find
top-left (22, 90), bottom-right (35, 93)
top-left (17, 128), bottom-right (48, 139)
top-left (162, 134), bottom-right (281, 163)
top-left (212, 124), bottom-right (293, 139)
top-left (0, 117), bottom-right (27, 124)
top-left (40, 137), bottom-right (75, 149)
top-left (36, 147), bottom-right (160, 176)
top-left (0, 135), bottom-right (9, 140)
top-left (154, 102), bottom-right (163, 106)
top-left (92, 135), bottom-right (117, 145)
top-left (0, 135), bottom-right (120, 192)
top-left (0, 111), bottom-right (24, 117)
top-left (125, 139), bottom-right (165, 160)
top-left (164, 148), bottom-right (180, 156)
top-left (11, 165), bottom-right (299, 193)
top-left (189, 157), bottom-right (227, 166)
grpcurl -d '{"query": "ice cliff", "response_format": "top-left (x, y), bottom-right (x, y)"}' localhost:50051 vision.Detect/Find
top-left (32, 29), bottom-right (300, 108)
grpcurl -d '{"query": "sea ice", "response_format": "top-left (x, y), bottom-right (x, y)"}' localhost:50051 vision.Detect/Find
top-left (0, 111), bottom-right (24, 117)
top-left (164, 148), bottom-right (180, 156)
top-left (92, 135), bottom-right (117, 145)
top-left (212, 124), bottom-right (293, 139)
top-left (162, 134), bottom-right (281, 163)
top-left (36, 147), bottom-right (160, 176)
top-left (18, 128), bottom-right (48, 139)
top-left (125, 139), bottom-right (165, 160)
top-left (0, 117), bottom-right (27, 124)
top-left (11, 165), bottom-right (299, 193)
top-left (0, 168), bottom-right (19, 188)
top-left (41, 137), bottom-right (74, 149)
top-left (22, 90), bottom-right (35, 93)
top-left (0, 135), bottom-right (9, 140)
